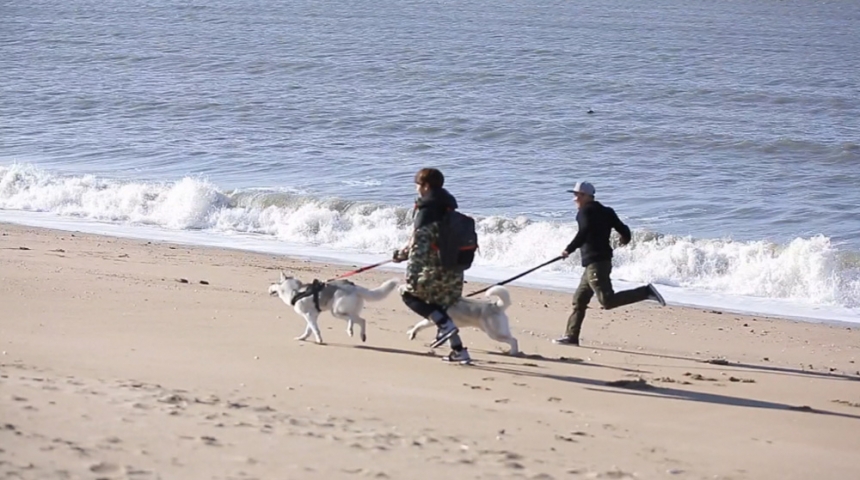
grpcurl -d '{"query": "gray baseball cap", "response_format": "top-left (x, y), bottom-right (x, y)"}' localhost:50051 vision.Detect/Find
top-left (566, 181), bottom-right (596, 196)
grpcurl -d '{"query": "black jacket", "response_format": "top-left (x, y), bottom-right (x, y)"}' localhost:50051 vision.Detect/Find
top-left (565, 201), bottom-right (631, 267)
top-left (413, 187), bottom-right (458, 230)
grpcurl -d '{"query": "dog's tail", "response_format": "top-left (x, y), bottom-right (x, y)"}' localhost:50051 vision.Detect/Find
top-left (485, 286), bottom-right (512, 310)
top-left (354, 278), bottom-right (400, 301)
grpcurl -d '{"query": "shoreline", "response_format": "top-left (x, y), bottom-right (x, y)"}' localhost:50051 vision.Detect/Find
top-left (2, 222), bottom-right (860, 479)
top-left (2, 212), bottom-right (858, 326)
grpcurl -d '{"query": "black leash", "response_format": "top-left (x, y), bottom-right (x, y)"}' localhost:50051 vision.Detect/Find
top-left (465, 256), bottom-right (564, 298)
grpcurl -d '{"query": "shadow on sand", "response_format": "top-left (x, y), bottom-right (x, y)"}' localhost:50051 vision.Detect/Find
top-left (341, 344), bottom-right (860, 421)
top-left (589, 346), bottom-right (860, 382)
top-left (471, 363), bottom-right (860, 421)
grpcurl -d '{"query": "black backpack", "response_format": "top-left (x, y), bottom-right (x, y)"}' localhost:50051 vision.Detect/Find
top-left (435, 209), bottom-right (479, 272)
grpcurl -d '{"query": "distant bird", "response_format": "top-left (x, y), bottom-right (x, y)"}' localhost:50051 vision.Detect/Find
top-left (587, 108), bottom-right (594, 114)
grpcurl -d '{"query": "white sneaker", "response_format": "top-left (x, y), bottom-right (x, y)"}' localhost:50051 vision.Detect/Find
top-left (441, 348), bottom-right (472, 365)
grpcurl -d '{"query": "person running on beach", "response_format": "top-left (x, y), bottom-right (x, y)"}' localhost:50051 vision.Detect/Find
top-left (392, 168), bottom-right (471, 364)
top-left (554, 181), bottom-right (666, 346)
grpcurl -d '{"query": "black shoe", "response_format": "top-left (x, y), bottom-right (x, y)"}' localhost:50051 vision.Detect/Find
top-left (552, 336), bottom-right (579, 346)
top-left (647, 284), bottom-right (666, 306)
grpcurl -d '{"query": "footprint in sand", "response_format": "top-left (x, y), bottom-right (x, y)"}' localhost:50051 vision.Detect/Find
top-left (157, 394), bottom-right (187, 405)
top-left (684, 372), bottom-right (718, 382)
top-left (463, 383), bottom-right (491, 391)
top-left (341, 468), bottom-right (389, 478)
top-left (728, 376), bottom-right (756, 383)
top-left (89, 462), bottom-right (121, 474)
top-left (655, 377), bottom-right (692, 385)
top-left (194, 395), bottom-right (220, 405)
top-left (597, 469), bottom-right (637, 479)
top-left (126, 467), bottom-right (155, 478)
top-left (605, 378), bottom-right (653, 390)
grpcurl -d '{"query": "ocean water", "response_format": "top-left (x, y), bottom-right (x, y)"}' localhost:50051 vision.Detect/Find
top-left (2, 0), bottom-right (859, 322)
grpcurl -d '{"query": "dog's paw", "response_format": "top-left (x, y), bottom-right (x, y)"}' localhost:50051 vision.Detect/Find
top-left (360, 333), bottom-right (367, 342)
top-left (407, 331), bottom-right (417, 341)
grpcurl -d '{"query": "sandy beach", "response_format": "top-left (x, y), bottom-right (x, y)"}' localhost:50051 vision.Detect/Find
top-left (2, 222), bottom-right (859, 480)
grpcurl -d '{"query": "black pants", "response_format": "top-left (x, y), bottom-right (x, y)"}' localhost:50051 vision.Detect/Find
top-left (566, 260), bottom-right (652, 339)
top-left (401, 292), bottom-right (463, 351)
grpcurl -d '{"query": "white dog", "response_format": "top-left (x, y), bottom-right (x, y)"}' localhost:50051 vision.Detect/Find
top-left (403, 285), bottom-right (519, 355)
top-left (269, 272), bottom-right (399, 344)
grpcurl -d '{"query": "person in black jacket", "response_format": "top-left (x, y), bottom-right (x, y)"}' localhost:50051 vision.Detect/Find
top-left (554, 181), bottom-right (666, 346)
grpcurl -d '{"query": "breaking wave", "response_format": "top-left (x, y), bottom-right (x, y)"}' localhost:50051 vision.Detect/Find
top-left (2, 163), bottom-right (858, 308)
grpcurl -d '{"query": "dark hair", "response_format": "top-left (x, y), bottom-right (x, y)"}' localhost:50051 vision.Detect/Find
top-left (414, 168), bottom-right (445, 189)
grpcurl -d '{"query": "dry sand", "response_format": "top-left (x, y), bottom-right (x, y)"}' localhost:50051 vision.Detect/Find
top-left (2, 223), bottom-right (859, 480)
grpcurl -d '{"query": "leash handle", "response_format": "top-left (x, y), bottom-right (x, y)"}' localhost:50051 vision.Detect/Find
top-left (327, 259), bottom-right (393, 282)
top-left (465, 256), bottom-right (564, 298)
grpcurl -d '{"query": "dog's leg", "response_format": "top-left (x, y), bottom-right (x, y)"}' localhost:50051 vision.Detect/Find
top-left (338, 312), bottom-right (367, 342)
top-left (407, 318), bottom-right (433, 341)
top-left (305, 311), bottom-right (324, 344)
top-left (331, 311), bottom-right (356, 340)
top-left (355, 316), bottom-right (367, 343)
top-left (488, 331), bottom-right (519, 356)
top-left (295, 323), bottom-right (312, 342)
top-left (503, 337), bottom-right (519, 355)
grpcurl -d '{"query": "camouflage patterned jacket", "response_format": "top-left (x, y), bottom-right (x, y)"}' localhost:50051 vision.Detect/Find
top-left (398, 188), bottom-right (464, 307)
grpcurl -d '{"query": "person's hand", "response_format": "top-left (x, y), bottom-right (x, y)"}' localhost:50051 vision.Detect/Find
top-left (392, 249), bottom-right (407, 263)
top-left (618, 236), bottom-right (631, 246)
top-left (561, 250), bottom-right (570, 259)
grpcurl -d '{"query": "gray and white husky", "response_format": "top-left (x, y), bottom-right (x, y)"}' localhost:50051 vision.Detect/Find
top-left (269, 272), bottom-right (400, 344)
top-left (402, 285), bottom-right (519, 355)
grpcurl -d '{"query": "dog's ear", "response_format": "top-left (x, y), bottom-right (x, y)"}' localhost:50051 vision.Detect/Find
top-left (279, 271), bottom-right (287, 282)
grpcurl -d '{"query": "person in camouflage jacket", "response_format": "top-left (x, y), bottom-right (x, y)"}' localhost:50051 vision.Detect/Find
top-left (393, 168), bottom-right (470, 364)
top-left (400, 220), bottom-right (464, 307)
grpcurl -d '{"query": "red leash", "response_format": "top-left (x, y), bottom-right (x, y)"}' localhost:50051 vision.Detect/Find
top-left (327, 259), bottom-right (393, 282)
